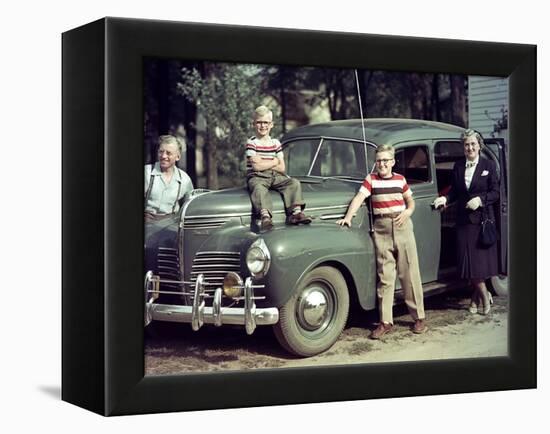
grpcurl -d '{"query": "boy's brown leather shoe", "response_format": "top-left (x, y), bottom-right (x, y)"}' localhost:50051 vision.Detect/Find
top-left (261, 215), bottom-right (274, 231)
top-left (288, 212), bottom-right (312, 225)
top-left (412, 319), bottom-right (428, 334)
top-left (370, 322), bottom-right (393, 339)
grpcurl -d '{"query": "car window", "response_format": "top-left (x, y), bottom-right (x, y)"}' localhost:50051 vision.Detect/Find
top-left (394, 145), bottom-right (430, 184)
top-left (284, 139), bottom-right (321, 176)
top-left (434, 141), bottom-right (463, 170)
top-left (310, 139), bottom-right (367, 178)
top-left (434, 140), bottom-right (462, 195)
top-left (285, 138), bottom-right (370, 179)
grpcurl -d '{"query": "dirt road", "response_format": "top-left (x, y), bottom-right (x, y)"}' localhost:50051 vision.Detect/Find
top-left (145, 288), bottom-right (508, 375)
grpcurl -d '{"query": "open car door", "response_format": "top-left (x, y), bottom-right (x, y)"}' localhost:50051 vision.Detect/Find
top-left (484, 138), bottom-right (508, 276)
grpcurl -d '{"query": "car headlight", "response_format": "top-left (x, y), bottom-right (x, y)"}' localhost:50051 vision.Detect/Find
top-left (246, 238), bottom-right (271, 278)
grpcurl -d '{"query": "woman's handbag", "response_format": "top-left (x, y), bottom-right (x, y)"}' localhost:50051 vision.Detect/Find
top-left (479, 205), bottom-right (498, 248)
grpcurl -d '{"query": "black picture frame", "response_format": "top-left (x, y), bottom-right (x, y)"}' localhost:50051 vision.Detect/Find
top-left (62, 17), bottom-right (536, 416)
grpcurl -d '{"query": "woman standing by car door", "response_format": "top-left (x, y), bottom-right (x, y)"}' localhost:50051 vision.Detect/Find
top-left (433, 129), bottom-right (499, 315)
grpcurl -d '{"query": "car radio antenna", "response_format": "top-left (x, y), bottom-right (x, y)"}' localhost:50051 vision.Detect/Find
top-left (355, 69), bottom-right (374, 232)
top-left (354, 69), bottom-right (368, 155)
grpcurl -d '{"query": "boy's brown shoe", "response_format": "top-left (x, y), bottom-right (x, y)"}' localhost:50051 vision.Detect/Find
top-left (370, 322), bottom-right (393, 339)
top-left (288, 212), bottom-right (313, 225)
top-left (261, 215), bottom-right (274, 231)
top-left (412, 319), bottom-right (428, 334)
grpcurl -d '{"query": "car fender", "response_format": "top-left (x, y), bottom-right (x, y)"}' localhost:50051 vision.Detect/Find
top-left (259, 222), bottom-right (377, 309)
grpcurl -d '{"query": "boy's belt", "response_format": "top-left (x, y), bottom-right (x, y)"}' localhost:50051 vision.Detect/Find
top-left (373, 212), bottom-right (402, 219)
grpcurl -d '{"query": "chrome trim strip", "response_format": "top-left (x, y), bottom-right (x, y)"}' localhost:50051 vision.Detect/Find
top-left (213, 288), bottom-right (222, 327)
top-left (193, 257), bottom-right (240, 262)
top-left (146, 290), bottom-right (194, 296)
top-left (244, 277), bottom-right (257, 335)
top-left (319, 214), bottom-right (346, 220)
top-left (149, 304), bottom-right (279, 327)
top-left (185, 204), bottom-right (352, 220)
top-left (191, 274), bottom-right (205, 331)
top-left (192, 262), bottom-right (240, 267)
top-left (196, 251), bottom-right (240, 256)
top-left (149, 278), bottom-right (193, 285)
top-left (184, 217), bottom-right (229, 222)
top-left (184, 225), bottom-right (226, 230)
top-left (184, 213), bottom-right (247, 219)
top-left (178, 189), bottom-right (206, 285)
top-left (144, 271), bottom-right (154, 326)
top-left (281, 135), bottom-right (377, 147)
top-left (306, 204), bottom-right (349, 212)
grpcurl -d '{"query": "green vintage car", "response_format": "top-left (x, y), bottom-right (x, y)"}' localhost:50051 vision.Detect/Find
top-left (144, 118), bottom-right (508, 356)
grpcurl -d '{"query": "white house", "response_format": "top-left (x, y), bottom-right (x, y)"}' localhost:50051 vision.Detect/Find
top-left (468, 76), bottom-right (509, 144)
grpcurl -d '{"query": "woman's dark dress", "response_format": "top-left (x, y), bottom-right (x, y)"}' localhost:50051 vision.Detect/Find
top-left (447, 157), bottom-right (499, 279)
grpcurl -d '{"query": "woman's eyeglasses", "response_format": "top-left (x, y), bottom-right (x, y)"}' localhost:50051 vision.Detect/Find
top-left (375, 158), bottom-right (393, 165)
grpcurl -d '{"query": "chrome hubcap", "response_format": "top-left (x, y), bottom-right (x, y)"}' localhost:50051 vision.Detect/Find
top-left (297, 287), bottom-right (329, 330)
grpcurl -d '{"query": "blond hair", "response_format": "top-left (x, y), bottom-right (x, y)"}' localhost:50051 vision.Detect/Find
top-left (253, 105), bottom-right (273, 121)
top-left (376, 144), bottom-right (395, 158)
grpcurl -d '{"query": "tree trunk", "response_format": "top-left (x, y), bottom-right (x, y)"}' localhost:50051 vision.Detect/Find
top-left (324, 69), bottom-right (337, 120)
top-left (357, 70), bottom-right (372, 118)
top-left (450, 75), bottom-right (466, 127)
top-left (279, 67), bottom-right (287, 133)
top-left (156, 61), bottom-right (170, 136)
top-left (409, 73), bottom-right (425, 119)
top-left (205, 130), bottom-right (218, 190)
top-left (431, 74), bottom-right (441, 121)
top-left (182, 98), bottom-right (197, 185)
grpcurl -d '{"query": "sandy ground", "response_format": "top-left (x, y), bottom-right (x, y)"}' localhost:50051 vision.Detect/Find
top-left (145, 288), bottom-right (508, 375)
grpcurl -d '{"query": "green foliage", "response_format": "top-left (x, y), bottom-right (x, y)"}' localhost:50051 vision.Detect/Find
top-left (178, 64), bottom-right (264, 180)
top-left (174, 61), bottom-right (466, 188)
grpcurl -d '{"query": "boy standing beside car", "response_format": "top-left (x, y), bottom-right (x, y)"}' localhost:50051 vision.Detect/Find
top-left (337, 144), bottom-right (427, 338)
top-left (246, 105), bottom-right (312, 231)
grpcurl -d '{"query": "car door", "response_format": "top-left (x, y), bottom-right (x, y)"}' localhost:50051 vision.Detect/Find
top-left (393, 143), bottom-right (440, 284)
top-left (483, 138), bottom-right (508, 275)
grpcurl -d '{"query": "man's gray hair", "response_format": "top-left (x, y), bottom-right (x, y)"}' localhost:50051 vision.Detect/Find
top-left (158, 134), bottom-right (181, 154)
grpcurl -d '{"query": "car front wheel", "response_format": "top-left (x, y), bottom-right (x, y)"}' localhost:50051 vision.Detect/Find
top-left (273, 266), bottom-right (349, 357)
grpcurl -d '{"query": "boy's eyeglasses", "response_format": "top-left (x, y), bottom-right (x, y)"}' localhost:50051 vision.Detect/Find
top-left (375, 158), bottom-right (393, 165)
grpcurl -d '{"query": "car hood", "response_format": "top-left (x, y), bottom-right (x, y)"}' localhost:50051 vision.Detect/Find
top-left (184, 177), bottom-right (362, 217)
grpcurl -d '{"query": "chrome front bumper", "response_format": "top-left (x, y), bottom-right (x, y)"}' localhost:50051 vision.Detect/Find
top-left (144, 271), bottom-right (279, 335)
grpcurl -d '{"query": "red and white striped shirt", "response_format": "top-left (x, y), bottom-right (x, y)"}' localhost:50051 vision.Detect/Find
top-left (359, 173), bottom-right (412, 215)
top-left (245, 136), bottom-right (283, 175)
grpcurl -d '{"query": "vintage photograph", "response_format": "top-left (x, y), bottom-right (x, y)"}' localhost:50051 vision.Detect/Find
top-left (143, 58), bottom-right (509, 374)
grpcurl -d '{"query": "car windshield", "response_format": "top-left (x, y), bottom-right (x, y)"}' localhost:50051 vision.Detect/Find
top-left (284, 138), bottom-right (374, 179)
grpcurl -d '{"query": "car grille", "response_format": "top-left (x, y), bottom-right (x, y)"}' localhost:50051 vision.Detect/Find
top-left (183, 216), bottom-right (231, 230)
top-left (190, 251), bottom-right (241, 291)
top-left (157, 246), bottom-right (180, 291)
